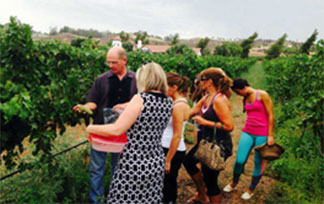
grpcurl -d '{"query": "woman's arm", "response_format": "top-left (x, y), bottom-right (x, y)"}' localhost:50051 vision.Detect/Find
top-left (165, 104), bottom-right (187, 173)
top-left (261, 91), bottom-right (275, 145)
top-left (213, 95), bottom-right (234, 131)
top-left (192, 95), bottom-right (234, 131)
top-left (189, 95), bottom-right (205, 118)
top-left (86, 94), bottom-right (143, 136)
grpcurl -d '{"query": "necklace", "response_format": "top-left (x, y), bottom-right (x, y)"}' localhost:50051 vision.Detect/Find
top-left (201, 92), bottom-right (220, 113)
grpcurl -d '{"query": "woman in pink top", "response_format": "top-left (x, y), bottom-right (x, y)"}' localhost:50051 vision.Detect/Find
top-left (223, 78), bottom-right (275, 200)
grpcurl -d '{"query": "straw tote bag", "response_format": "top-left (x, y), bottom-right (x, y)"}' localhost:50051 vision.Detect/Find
top-left (194, 124), bottom-right (226, 171)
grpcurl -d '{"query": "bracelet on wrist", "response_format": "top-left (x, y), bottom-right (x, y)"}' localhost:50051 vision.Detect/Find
top-left (215, 122), bottom-right (223, 130)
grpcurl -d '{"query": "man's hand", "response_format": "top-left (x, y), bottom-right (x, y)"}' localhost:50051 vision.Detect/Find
top-left (73, 104), bottom-right (93, 115)
top-left (113, 102), bottom-right (129, 111)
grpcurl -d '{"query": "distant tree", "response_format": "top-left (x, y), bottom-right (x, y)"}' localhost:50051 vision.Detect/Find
top-left (164, 35), bottom-right (172, 42)
top-left (240, 32), bottom-right (258, 58)
top-left (134, 31), bottom-right (149, 44)
top-left (49, 27), bottom-right (58, 35)
top-left (167, 44), bottom-right (195, 55)
top-left (58, 26), bottom-right (104, 38)
top-left (119, 31), bottom-right (133, 52)
top-left (266, 34), bottom-right (287, 59)
top-left (169, 33), bottom-right (180, 45)
top-left (214, 42), bottom-right (242, 57)
top-left (122, 41), bottom-right (134, 52)
top-left (300, 29), bottom-right (318, 54)
top-left (119, 31), bottom-right (130, 42)
top-left (197, 37), bottom-right (210, 56)
top-left (70, 38), bottom-right (86, 47)
top-left (59, 26), bottom-right (71, 33)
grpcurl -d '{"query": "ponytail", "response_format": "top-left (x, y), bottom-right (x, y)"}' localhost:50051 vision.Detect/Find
top-left (166, 72), bottom-right (190, 95)
top-left (219, 76), bottom-right (233, 94)
top-left (179, 76), bottom-right (190, 95)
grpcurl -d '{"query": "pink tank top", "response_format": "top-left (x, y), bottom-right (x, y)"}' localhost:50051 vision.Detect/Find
top-left (242, 91), bottom-right (269, 136)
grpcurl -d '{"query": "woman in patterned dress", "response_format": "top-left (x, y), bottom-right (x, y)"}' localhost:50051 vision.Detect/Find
top-left (86, 62), bottom-right (173, 203)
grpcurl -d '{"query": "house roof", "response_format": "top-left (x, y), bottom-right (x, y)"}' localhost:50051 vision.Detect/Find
top-left (112, 36), bottom-right (122, 41)
top-left (142, 45), bottom-right (201, 55)
top-left (143, 45), bottom-right (170, 53)
top-left (191, 47), bottom-right (201, 55)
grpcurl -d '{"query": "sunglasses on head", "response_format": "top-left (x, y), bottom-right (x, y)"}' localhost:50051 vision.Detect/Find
top-left (200, 76), bottom-right (209, 81)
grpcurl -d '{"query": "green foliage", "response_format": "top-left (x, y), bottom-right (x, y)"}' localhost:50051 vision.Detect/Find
top-left (300, 29), bottom-right (318, 54)
top-left (267, 115), bottom-right (323, 203)
top-left (263, 40), bottom-right (324, 203)
top-left (265, 34), bottom-right (287, 59)
top-left (119, 31), bottom-right (130, 42)
top-left (166, 44), bottom-right (195, 55)
top-left (0, 17), bottom-right (255, 171)
top-left (0, 142), bottom-right (113, 203)
top-left (0, 17), bottom-right (106, 168)
top-left (282, 46), bottom-right (299, 55)
top-left (240, 32), bottom-right (258, 58)
top-left (263, 40), bottom-right (324, 130)
top-left (128, 49), bottom-right (256, 81)
top-left (122, 41), bottom-right (134, 52)
top-left (184, 123), bottom-right (196, 144)
top-left (169, 33), bottom-right (180, 45)
top-left (70, 38), bottom-right (86, 47)
top-left (197, 37), bottom-right (210, 56)
top-left (214, 42), bottom-right (242, 57)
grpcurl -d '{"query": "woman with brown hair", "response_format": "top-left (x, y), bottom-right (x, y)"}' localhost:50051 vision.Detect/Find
top-left (184, 67), bottom-right (234, 204)
top-left (161, 72), bottom-right (191, 203)
top-left (223, 78), bottom-right (275, 200)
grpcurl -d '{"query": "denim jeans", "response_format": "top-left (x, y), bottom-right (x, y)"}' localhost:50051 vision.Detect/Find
top-left (89, 148), bottom-right (119, 203)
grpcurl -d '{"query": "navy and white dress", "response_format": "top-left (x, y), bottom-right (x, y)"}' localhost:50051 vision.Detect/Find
top-left (107, 92), bottom-right (173, 204)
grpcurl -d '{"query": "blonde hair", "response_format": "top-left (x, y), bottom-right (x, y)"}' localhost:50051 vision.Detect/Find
top-left (136, 62), bottom-right (168, 94)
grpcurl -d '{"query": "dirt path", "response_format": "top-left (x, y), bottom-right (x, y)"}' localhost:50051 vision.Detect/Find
top-left (177, 93), bottom-right (277, 204)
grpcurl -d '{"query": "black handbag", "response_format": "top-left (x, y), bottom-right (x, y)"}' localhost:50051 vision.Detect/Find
top-left (193, 124), bottom-right (226, 171)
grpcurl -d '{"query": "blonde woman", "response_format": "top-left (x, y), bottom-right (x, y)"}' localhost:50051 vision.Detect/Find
top-left (162, 72), bottom-right (190, 203)
top-left (87, 62), bottom-right (173, 203)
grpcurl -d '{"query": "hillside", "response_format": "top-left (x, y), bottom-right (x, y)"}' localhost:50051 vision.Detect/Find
top-left (32, 32), bottom-right (276, 56)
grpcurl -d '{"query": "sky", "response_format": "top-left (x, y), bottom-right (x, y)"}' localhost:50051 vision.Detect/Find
top-left (1, 0), bottom-right (323, 41)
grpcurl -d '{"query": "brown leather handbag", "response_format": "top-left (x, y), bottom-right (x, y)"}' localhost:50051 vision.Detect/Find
top-left (255, 143), bottom-right (285, 161)
top-left (193, 124), bottom-right (226, 171)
